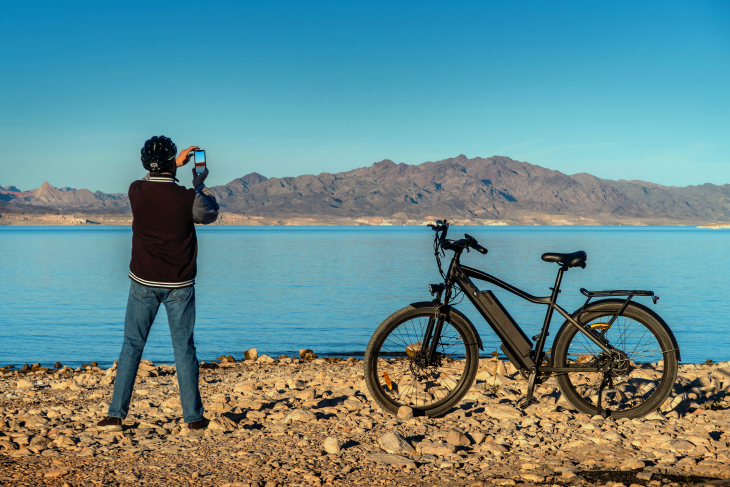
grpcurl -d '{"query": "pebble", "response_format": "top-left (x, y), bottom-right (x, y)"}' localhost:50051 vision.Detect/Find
top-left (322, 436), bottom-right (342, 454)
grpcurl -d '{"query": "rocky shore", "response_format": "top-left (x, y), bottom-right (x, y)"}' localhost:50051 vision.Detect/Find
top-left (1, 353), bottom-right (729, 487)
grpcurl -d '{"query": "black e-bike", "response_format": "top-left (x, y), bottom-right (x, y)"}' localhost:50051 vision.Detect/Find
top-left (364, 220), bottom-right (680, 419)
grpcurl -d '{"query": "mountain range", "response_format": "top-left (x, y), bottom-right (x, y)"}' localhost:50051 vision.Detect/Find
top-left (2, 155), bottom-right (729, 225)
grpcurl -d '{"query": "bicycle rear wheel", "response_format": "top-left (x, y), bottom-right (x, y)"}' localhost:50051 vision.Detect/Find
top-left (364, 304), bottom-right (479, 417)
top-left (553, 301), bottom-right (678, 419)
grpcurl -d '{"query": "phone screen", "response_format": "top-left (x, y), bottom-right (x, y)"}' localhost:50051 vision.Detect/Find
top-left (194, 150), bottom-right (206, 174)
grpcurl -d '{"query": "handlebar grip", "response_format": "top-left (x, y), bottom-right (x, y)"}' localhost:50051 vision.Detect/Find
top-left (463, 233), bottom-right (487, 255)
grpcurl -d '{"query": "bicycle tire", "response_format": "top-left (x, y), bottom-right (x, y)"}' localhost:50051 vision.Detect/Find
top-left (364, 304), bottom-right (479, 417)
top-left (553, 300), bottom-right (678, 419)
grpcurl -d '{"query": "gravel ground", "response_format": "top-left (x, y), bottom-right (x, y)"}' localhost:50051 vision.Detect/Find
top-left (1, 354), bottom-right (729, 486)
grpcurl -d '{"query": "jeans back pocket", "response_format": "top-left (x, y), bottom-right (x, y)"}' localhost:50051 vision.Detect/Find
top-left (131, 282), bottom-right (154, 300)
top-left (168, 286), bottom-right (192, 302)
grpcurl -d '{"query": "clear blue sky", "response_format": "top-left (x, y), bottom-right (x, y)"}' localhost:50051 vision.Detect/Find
top-left (1, 1), bottom-right (728, 193)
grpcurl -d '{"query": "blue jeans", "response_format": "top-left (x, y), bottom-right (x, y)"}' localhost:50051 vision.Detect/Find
top-left (108, 281), bottom-right (204, 423)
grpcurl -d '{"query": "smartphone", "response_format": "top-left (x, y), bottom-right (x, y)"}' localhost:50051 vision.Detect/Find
top-left (194, 150), bottom-right (206, 174)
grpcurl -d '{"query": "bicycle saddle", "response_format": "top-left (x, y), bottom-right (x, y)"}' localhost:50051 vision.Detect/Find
top-left (541, 250), bottom-right (587, 268)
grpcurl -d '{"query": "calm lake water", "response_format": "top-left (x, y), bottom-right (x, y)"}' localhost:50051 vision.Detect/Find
top-left (1, 226), bottom-right (728, 368)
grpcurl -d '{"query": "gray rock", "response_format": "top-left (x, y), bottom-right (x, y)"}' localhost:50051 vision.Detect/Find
top-left (600, 430), bottom-right (624, 442)
top-left (644, 411), bottom-right (666, 421)
top-left (636, 470), bottom-right (653, 481)
top-left (397, 406), bottom-right (413, 420)
top-left (480, 441), bottom-right (508, 453)
top-left (284, 409), bottom-right (316, 424)
top-left (0, 440), bottom-right (19, 451)
top-left (470, 431), bottom-right (486, 445)
top-left (710, 368), bottom-right (730, 382)
top-left (300, 349), bottom-right (317, 360)
top-left (29, 435), bottom-right (51, 447)
top-left (208, 417), bottom-right (237, 432)
top-left (244, 348), bottom-right (258, 361)
top-left (421, 443), bottom-right (457, 455)
top-left (521, 473), bottom-right (545, 483)
top-left (621, 457), bottom-right (645, 470)
top-left (445, 429), bottom-right (470, 446)
top-left (323, 437), bottom-right (342, 454)
top-left (561, 469), bottom-right (577, 479)
top-left (377, 431), bottom-right (415, 454)
top-left (667, 439), bottom-right (696, 452)
top-left (659, 453), bottom-right (679, 465)
top-left (295, 389), bottom-right (315, 401)
top-left (676, 456), bottom-right (697, 467)
top-left (484, 404), bottom-right (523, 420)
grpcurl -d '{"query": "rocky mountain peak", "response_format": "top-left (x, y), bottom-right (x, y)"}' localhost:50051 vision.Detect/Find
top-left (226, 172), bottom-right (268, 188)
top-left (3, 155), bottom-right (729, 224)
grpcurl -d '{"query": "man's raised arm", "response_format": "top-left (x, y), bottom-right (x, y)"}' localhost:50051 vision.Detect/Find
top-left (191, 168), bottom-right (219, 225)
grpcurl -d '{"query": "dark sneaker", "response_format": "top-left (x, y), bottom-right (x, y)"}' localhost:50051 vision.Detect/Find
top-left (187, 418), bottom-right (210, 430)
top-left (97, 416), bottom-right (123, 432)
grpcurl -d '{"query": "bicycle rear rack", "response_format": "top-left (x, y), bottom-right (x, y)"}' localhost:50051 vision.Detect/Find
top-left (580, 288), bottom-right (659, 304)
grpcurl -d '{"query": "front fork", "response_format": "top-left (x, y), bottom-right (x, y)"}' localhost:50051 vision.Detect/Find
top-left (420, 287), bottom-right (452, 366)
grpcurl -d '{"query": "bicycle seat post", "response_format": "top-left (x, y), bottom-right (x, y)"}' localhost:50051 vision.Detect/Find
top-left (550, 265), bottom-right (567, 298)
top-left (533, 265), bottom-right (568, 365)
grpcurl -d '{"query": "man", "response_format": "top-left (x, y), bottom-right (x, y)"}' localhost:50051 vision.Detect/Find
top-left (97, 135), bottom-right (219, 432)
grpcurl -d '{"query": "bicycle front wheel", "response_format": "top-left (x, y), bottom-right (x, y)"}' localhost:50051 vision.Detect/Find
top-left (553, 301), bottom-right (678, 419)
top-left (364, 304), bottom-right (479, 417)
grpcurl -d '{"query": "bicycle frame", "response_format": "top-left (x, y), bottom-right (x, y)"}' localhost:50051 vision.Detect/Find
top-left (422, 248), bottom-right (616, 375)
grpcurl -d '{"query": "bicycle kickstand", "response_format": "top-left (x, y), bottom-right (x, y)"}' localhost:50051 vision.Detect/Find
top-left (596, 374), bottom-right (613, 419)
top-left (518, 368), bottom-right (540, 410)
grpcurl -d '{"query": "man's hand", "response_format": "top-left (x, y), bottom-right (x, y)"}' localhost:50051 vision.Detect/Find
top-left (192, 167), bottom-right (209, 188)
top-left (176, 146), bottom-right (200, 167)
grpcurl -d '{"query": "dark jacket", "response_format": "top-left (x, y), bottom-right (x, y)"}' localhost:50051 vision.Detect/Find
top-left (128, 173), bottom-right (219, 288)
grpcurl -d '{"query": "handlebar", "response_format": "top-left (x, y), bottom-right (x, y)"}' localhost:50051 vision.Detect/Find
top-left (427, 219), bottom-right (488, 255)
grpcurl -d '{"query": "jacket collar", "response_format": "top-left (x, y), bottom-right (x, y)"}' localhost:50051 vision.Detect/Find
top-left (148, 173), bottom-right (179, 183)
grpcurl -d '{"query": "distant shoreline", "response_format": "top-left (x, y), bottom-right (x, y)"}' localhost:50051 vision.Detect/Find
top-left (2, 340), bottom-right (727, 371)
top-left (1, 354), bottom-right (726, 374)
top-left (1, 213), bottom-right (726, 227)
